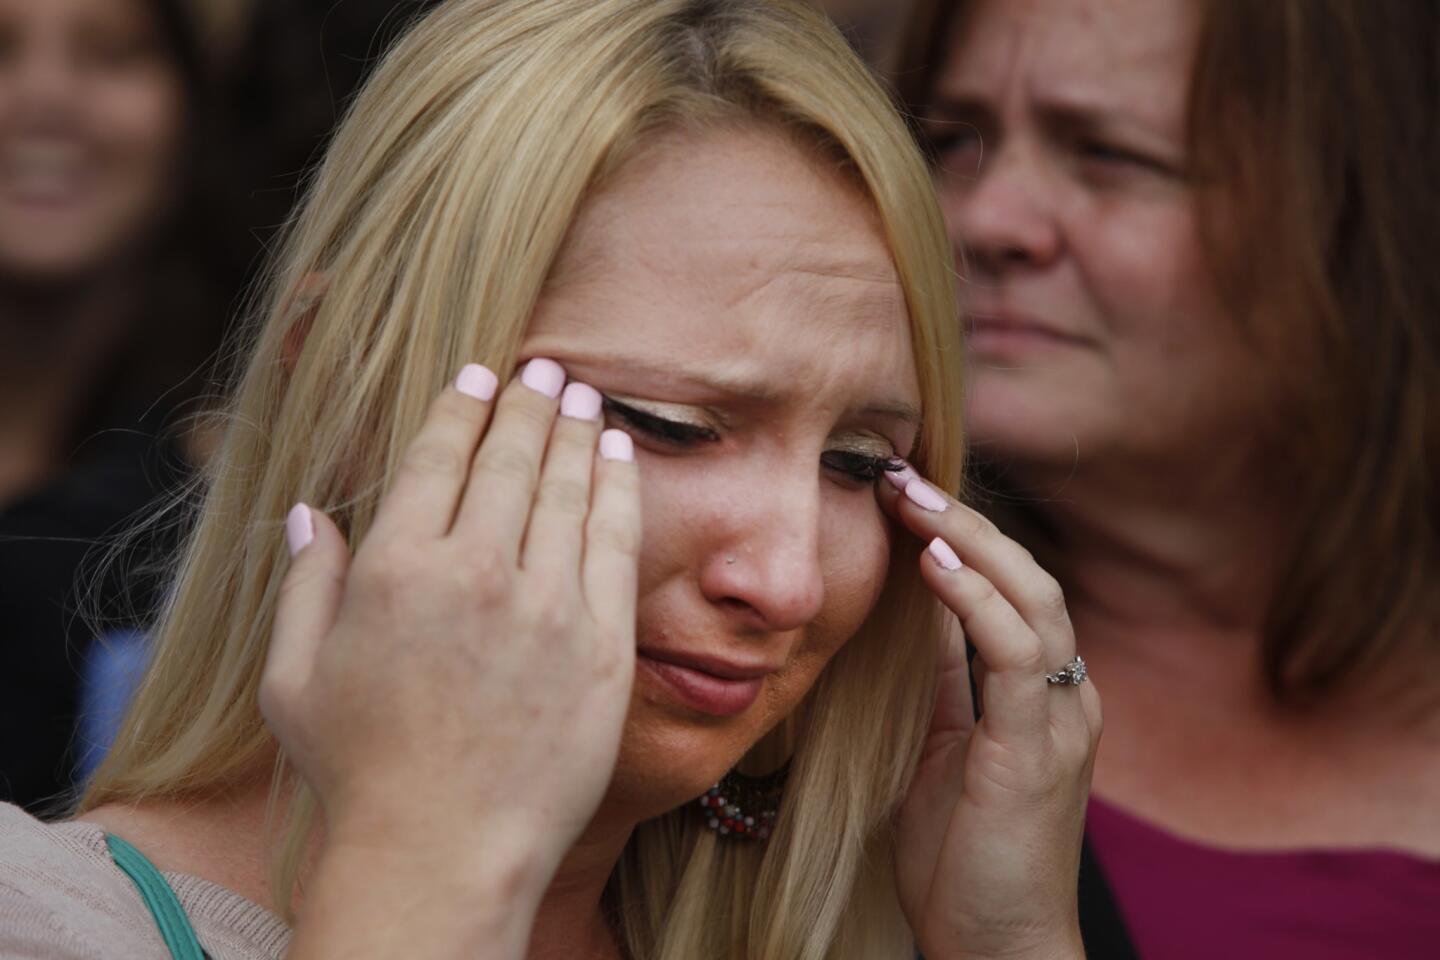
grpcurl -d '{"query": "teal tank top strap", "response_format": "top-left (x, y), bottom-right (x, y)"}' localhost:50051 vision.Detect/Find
top-left (105, 834), bottom-right (209, 960)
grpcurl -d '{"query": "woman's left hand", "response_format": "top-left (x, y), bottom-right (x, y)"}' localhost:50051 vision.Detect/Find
top-left (881, 466), bottom-right (1099, 960)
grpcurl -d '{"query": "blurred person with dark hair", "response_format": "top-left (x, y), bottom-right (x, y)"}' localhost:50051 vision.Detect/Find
top-left (897, 1), bottom-right (1439, 956)
top-left (221, 0), bottom-right (442, 289)
top-left (0, 0), bottom-right (228, 810)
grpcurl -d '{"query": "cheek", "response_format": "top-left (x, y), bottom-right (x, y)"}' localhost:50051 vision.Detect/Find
top-left (92, 68), bottom-right (185, 191)
top-left (800, 492), bottom-right (892, 663)
top-left (760, 495), bottom-right (890, 713)
top-left (629, 454), bottom-right (689, 603)
top-left (1076, 199), bottom-right (1219, 350)
top-left (817, 492), bottom-right (892, 633)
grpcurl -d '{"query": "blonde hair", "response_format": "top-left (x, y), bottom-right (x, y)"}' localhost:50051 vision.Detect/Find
top-left (83, 1), bottom-right (964, 956)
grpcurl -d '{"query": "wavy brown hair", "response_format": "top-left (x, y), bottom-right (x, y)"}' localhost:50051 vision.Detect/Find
top-left (895, 0), bottom-right (1440, 706)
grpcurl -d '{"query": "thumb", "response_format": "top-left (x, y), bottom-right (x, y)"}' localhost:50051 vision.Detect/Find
top-left (261, 503), bottom-right (349, 724)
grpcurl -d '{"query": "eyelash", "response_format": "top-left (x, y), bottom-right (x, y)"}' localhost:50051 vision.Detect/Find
top-left (602, 398), bottom-right (903, 488)
top-left (922, 123), bottom-right (1166, 179)
top-left (1076, 140), bottom-right (1149, 169)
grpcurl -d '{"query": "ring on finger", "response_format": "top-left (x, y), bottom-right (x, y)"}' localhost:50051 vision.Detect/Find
top-left (1045, 656), bottom-right (1089, 686)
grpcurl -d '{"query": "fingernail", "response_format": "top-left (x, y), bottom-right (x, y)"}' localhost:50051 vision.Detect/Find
top-left (455, 363), bottom-right (498, 401)
top-left (285, 503), bottom-right (314, 556)
top-left (883, 460), bottom-right (918, 492)
top-left (599, 429), bottom-right (633, 462)
top-left (560, 382), bottom-right (602, 420)
top-left (904, 478), bottom-right (949, 512)
top-left (928, 536), bottom-right (962, 570)
top-left (520, 357), bottom-right (565, 398)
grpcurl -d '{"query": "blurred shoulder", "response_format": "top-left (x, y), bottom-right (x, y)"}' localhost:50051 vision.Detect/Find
top-left (0, 802), bottom-right (168, 958)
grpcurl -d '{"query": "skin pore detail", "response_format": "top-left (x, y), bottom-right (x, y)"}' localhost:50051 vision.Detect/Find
top-left (520, 121), bottom-right (922, 821)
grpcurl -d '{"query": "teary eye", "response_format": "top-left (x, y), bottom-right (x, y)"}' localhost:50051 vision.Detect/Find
top-left (603, 394), bottom-right (904, 490)
top-left (602, 397), bottom-right (719, 446)
top-left (822, 451), bottom-right (905, 488)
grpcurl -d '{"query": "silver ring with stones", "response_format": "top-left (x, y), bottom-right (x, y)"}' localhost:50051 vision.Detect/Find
top-left (1045, 656), bottom-right (1088, 686)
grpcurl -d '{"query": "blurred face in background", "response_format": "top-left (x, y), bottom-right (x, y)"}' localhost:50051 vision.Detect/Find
top-left (926, 0), bottom-right (1271, 481)
top-left (0, 0), bottom-right (186, 283)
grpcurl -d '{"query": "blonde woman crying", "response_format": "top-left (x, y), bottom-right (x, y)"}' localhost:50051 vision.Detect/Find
top-left (0, 1), bottom-right (1099, 958)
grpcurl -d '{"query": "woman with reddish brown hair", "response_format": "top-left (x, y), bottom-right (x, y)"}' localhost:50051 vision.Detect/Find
top-left (897, 0), bottom-right (1439, 956)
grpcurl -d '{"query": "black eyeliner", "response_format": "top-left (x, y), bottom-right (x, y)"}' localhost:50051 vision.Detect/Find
top-left (602, 395), bottom-right (903, 485)
top-left (821, 451), bottom-right (904, 483)
top-left (601, 396), bottom-right (719, 444)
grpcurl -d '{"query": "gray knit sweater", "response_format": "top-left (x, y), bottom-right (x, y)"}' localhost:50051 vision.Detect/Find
top-left (0, 803), bottom-right (290, 959)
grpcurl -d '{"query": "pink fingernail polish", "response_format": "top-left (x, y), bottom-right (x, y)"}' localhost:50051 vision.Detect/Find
top-left (560, 382), bottom-right (602, 420)
top-left (599, 429), bottom-right (633, 462)
top-left (928, 536), bottom-right (962, 570)
top-left (884, 461), bottom-right (918, 492)
top-left (904, 478), bottom-right (949, 512)
top-left (455, 363), bottom-right (497, 401)
top-left (521, 357), bottom-right (565, 398)
top-left (286, 503), bottom-right (314, 556)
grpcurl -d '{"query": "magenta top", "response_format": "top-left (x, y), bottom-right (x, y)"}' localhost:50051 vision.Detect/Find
top-left (1085, 796), bottom-right (1440, 959)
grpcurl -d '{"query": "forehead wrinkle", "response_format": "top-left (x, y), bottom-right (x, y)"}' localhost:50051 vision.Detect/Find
top-left (557, 215), bottom-right (906, 343)
top-left (531, 123), bottom-right (919, 426)
top-left (951, 0), bottom-right (1194, 129)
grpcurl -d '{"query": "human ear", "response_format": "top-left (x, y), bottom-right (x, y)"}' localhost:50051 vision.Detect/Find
top-left (281, 272), bottom-right (330, 376)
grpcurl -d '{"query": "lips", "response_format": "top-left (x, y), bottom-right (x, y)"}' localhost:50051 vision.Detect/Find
top-left (637, 647), bottom-right (777, 718)
top-left (1, 141), bottom-right (91, 207)
top-left (964, 308), bottom-right (1094, 353)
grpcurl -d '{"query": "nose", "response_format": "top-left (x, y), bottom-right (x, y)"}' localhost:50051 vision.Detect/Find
top-left (940, 141), bottom-right (1063, 278)
top-left (5, 38), bottom-right (82, 122)
top-left (699, 471), bottom-right (826, 635)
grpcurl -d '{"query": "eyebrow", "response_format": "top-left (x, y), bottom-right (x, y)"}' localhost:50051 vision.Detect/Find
top-left (559, 352), bottom-right (923, 425)
top-left (925, 93), bottom-right (1181, 151)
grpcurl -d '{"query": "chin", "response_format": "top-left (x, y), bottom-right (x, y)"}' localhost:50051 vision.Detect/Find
top-left (603, 694), bottom-right (763, 821)
top-left (965, 374), bottom-right (1098, 468)
top-left (0, 235), bottom-right (113, 282)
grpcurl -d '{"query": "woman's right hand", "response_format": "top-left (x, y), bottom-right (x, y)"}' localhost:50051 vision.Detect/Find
top-left (259, 359), bottom-right (641, 893)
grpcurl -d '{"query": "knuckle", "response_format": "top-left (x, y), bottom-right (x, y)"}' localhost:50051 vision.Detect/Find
top-left (467, 543), bottom-right (511, 581)
top-left (1066, 729), bottom-right (1096, 770)
top-left (1086, 693), bottom-right (1105, 744)
top-left (537, 477), bottom-right (590, 517)
top-left (452, 546), bottom-right (512, 603)
top-left (1037, 575), bottom-right (1069, 620)
top-left (1088, 715), bottom-right (1104, 752)
top-left (1012, 633), bottom-right (1047, 674)
top-left (503, 396), bottom-right (555, 434)
top-left (526, 592), bottom-right (577, 638)
top-left (961, 505), bottom-right (999, 539)
top-left (551, 415), bottom-right (600, 445)
top-left (402, 438), bottom-right (467, 480)
top-left (352, 549), bottom-right (426, 612)
top-left (967, 574), bottom-right (1002, 610)
top-left (354, 541), bottom-right (413, 587)
top-left (477, 445), bottom-right (536, 487)
top-left (587, 515), bottom-right (640, 558)
top-left (473, 548), bottom-right (514, 588)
